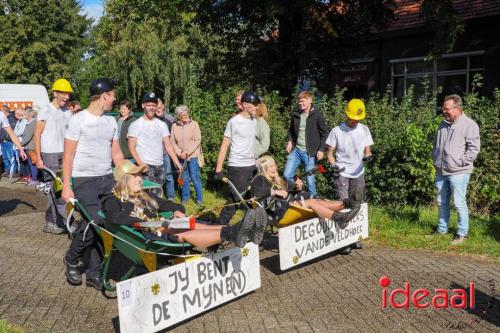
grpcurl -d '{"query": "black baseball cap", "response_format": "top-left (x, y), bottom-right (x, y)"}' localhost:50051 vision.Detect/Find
top-left (241, 91), bottom-right (261, 105)
top-left (142, 92), bottom-right (158, 103)
top-left (89, 78), bottom-right (116, 97)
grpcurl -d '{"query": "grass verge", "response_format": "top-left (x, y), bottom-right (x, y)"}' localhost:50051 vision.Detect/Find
top-left (367, 205), bottom-right (499, 261)
top-left (0, 320), bottom-right (24, 333)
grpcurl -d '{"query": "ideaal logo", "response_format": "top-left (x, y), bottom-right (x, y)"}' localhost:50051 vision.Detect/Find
top-left (379, 276), bottom-right (475, 309)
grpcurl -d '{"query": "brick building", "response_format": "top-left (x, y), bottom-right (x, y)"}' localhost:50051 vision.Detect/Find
top-left (331, 0), bottom-right (500, 102)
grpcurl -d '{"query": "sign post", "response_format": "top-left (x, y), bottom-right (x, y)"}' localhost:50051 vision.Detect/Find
top-left (117, 243), bottom-right (261, 333)
top-left (279, 204), bottom-right (369, 270)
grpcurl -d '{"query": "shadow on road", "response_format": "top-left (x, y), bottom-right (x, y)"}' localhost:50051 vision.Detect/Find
top-left (0, 199), bottom-right (37, 216)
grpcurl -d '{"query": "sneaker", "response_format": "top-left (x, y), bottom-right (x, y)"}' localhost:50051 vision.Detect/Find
top-left (43, 222), bottom-right (65, 235)
top-left (451, 235), bottom-right (467, 245)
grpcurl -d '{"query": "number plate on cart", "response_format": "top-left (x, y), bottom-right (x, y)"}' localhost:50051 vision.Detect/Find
top-left (279, 203), bottom-right (368, 270)
top-left (117, 243), bottom-right (261, 333)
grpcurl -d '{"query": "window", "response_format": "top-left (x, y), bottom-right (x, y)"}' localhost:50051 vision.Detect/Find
top-left (390, 51), bottom-right (484, 104)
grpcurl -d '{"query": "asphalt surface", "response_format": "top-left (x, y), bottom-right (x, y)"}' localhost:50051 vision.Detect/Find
top-left (0, 178), bottom-right (499, 333)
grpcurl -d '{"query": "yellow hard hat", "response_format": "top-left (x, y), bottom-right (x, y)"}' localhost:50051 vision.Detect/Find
top-left (345, 99), bottom-right (366, 120)
top-left (52, 78), bottom-right (73, 93)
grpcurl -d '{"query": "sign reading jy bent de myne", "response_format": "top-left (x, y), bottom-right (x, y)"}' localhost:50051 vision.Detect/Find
top-left (279, 203), bottom-right (369, 270)
top-left (117, 243), bottom-right (261, 333)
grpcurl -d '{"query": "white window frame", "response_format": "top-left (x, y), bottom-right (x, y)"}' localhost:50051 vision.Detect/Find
top-left (390, 50), bottom-right (485, 99)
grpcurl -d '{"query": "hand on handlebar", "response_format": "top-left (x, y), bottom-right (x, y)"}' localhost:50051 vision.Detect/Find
top-left (213, 171), bottom-right (225, 181)
top-left (62, 187), bottom-right (75, 204)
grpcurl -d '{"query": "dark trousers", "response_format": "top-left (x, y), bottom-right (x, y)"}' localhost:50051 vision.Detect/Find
top-left (144, 164), bottom-right (166, 197)
top-left (65, 173), bottom-right (114, 279)
top-left (218, 165), bottom-right (256, 224)
top-left (42, 152), bottom-right (66, 227)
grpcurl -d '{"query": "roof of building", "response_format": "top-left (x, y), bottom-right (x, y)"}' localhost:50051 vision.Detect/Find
top-left (388, 0), bottom-right (500, 31)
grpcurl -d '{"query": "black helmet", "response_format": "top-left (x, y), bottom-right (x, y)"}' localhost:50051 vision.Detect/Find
top-left (142, 92), bottom-right (158, 103)
top-left (89, 78), bottom-right (116, 97)
top-left (241, 91), bottom-right (261, 105)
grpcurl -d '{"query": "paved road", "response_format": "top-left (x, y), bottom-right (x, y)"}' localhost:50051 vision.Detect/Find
top-left (0, 179), bottom-right (499, 333)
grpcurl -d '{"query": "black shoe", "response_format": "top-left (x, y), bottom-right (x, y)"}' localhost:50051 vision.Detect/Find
top-left (351, 242), bottom-right (363, 250)
top-left (86, 276), bottom-right (104, 291)
top-left (251, 207), bottom-right (268, 245)
top-left (340, 246), bottom-right (352, 255)
top-left (332, 206), bottom-right (360, 230)
top-left (64, 257), bottom-right (82, 286)
top-left (236, 209), bottom-right (255, 248)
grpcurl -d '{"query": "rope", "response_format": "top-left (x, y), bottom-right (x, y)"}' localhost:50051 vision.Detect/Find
top-left (86, 221), bottom-right (199, 259)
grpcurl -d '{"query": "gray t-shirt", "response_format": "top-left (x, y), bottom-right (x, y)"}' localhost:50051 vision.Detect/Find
top-left (127, 117), bottom-right (170, 166)
top-left (38, 103), bottom-right (71, 153)
top-left (65, 110), bottom-right (118, 177)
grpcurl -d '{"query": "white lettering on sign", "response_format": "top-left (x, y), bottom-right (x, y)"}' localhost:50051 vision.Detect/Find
top-left (117, 243), bottom-right (261, 333)
top-left (279, 203), bottom-right (369, 270)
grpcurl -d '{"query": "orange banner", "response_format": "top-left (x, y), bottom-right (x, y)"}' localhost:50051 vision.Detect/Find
top-left (0, 101), bottom-right (33, 109)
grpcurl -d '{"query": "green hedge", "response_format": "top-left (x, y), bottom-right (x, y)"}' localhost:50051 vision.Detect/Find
top-left (176, 83), bottom-right (498, 217)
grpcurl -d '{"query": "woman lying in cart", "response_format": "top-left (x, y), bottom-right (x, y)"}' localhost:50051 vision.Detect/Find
top-left (250, 156), bottom-right (362, 228)
top-left (103, 160), bottom-right (266, 248)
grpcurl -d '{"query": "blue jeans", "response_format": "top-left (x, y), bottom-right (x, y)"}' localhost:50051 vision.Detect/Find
top-left (1, 141), bottom-right (14, 173)
top-left (283, 148), bottom-right (316, 197)
top-left (435, 173), bottom-right (471, 237)
top-left (180, 157), bottom-right (203, 203)
top-left (163, 154), bottom-right (175, 200)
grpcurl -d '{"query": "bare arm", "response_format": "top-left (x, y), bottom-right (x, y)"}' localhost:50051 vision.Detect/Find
top-left (34, 120), bottom-right (45, 167)
top-left (111, 139), bottom-right (124, 166)
top-left (364, 145), bottom-right (372, 157)
top-left (127, 137), bottom-right (145, 167)
top-left (327, 145), bottom-right (336, 165)
top-left (164, 136), bottom-right (182, 170)
top-left (61, 139), bottom-right (77, 203)
top-left (5, 127), bottom-right (26, 160)
top-left (215, 136), bottom-right (231, 173)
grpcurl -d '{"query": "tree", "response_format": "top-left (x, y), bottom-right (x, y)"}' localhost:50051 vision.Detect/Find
top-left (0, 0), bottom-right (91, 88)
top-left (194, 0), bottom-right (395, 96)
top-left (83, 0), bottom-right (209, 107)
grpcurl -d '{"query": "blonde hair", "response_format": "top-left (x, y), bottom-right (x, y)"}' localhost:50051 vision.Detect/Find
top-left (256, 155), bottom-right (287, 190)
top-left (114, 174), bottom-right (159, 220)
top-left (298, 90), bottom-right (313, 99)
top-left (257, 103), bottom-right (269, 123)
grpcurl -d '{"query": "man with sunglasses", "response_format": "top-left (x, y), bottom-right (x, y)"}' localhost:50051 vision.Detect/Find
top-left (215, 91), bottom-right (259, 224)
top-left (62, 78), bottom-right (124, 290)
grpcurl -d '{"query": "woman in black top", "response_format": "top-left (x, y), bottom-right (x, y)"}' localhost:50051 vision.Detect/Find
top-left (103, 160), bottom-right (264, 248)
top-left (250, 156), bottom-right (361, 228)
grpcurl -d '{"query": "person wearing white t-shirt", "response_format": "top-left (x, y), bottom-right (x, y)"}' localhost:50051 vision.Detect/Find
top-left (62, 78), bottom-right (124, 291)
top-left (0, 111), bottom-right (26, 165)
top-left (326, 99), bottom-right (373, 254)
top-left (128, 92), bottom-right (182, 195)
top-left (215, 91), bottom-right (259, 224)
top-left (34, 78), bottom-right (73, 234)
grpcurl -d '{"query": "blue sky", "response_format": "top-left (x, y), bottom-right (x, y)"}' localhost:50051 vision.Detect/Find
top-left (81, 0), bottom-right (104, 22)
